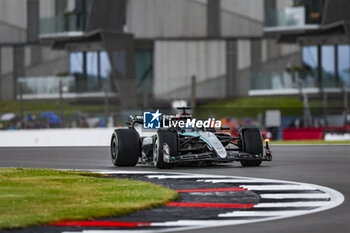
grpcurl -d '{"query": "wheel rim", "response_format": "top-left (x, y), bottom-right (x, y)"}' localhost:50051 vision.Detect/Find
top-left (153, 135), bottom-right (159, 164)
top-left (162, 143), bottom-right (170, 162)
top-left (111, 134), bottom-right (118, 160)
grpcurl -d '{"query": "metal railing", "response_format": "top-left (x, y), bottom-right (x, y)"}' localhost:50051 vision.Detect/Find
top-left (250, 71), bottom-right (350, 91)
top-left (265, 7), bottom-right (306, 28)
top-left (17, 76), bottom-right (110, 98)
top-left (40, 14), bottom-right (85, 35)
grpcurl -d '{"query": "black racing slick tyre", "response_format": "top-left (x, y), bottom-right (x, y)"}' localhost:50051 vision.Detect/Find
top-left (154, 130), bottom-right (177, 169)
top-left (111, 128), bottom-right (140, 166)
top-left (239, 126), bottom-right (263, 167)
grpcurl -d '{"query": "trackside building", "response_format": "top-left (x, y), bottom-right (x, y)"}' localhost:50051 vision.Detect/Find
top-left (0, 0), bottom-right (303, 106)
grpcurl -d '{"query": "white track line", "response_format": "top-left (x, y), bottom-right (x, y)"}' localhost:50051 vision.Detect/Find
top-left (63, 231), bottom-right (155, 233)
top-left (150, 219), bottom-right (257, 226)
top-left (218, 210), bottom-right (307, 217)
top-left (91, 171), bottom-right (159, 175)
top-left (254, 201), bottom-right (330, 208)
top-left (146, 175), bottom-right (232, 179)
top-left (241, 185), bottom-right (317, 191)
top-left (199, 179), bottom-right (289, 183)
top-left (260, 193), bottom-right (330, 199)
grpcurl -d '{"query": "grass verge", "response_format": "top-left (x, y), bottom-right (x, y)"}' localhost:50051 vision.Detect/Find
top-left (196, 97), bottom-right (304, 118)
top-left (271, 140), bottom-right (350, 145)
top-left (195, 97), bottom-right (346, 119)
top-left (0, 168), bottom-right (178, 230)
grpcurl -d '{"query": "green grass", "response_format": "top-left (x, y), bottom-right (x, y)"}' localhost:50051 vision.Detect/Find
top-left (271, 140), bottom-right (350, 145)
top-left (0, 168), bottom-right (178, 230)
top-left (196, 97), bottom-right (304, 118)
top-left (195, 96), bottom-right (347, 119)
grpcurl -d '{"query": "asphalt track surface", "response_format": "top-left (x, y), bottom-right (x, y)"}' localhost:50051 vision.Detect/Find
top-left (0, 145), bottom-right (349, 233)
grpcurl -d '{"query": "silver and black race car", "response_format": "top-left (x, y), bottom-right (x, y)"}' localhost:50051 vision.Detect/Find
top-left (110, 108), bottom-right (272, 169)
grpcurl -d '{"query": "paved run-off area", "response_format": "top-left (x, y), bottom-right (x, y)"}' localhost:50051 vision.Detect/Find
top-left (0, 145), bottom-right (349, 233)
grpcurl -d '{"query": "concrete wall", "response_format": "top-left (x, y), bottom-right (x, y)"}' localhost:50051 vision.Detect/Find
top-left (222, 0), bottom-right (264, 22)
top-left (221, 0), bottom-right (263, 37)
top-left (0, 23), bottom-right (26, 44)
top-left (0, 47), bottom-right (13, 75)
top-left (0, 47), bottom-right (14, 100)
top-left (0, 128), bottom-right (346, 147)
top-left (277, 0), bottom-right (294, 9)
top-left (237, 40), bottom-right (251, 69)
top-left (0, 128), bottom-right (115, 147)
top-left (0, 0), bottom-right (27, 44)
top-left (154, 40), bottom-right (226, 99)
top-left (39, 0), bottom-right (55, 18)
top-left (25, 47), bottom-right (69, 77)
top-left (153, 37), bottom-right (301, 100)
top-left (126, 0), bottom-right (264, 38)
top-left (0, 0), bottom-right (27, 29)
top-left (126, 0), bottom-right (207, 38)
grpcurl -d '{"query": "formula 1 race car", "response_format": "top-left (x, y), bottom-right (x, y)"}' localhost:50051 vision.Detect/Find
top-left (110, 108), bottom-right (272, 169)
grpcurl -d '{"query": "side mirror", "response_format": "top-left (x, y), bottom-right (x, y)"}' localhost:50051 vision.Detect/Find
top-left (220, 126), bottom-right (230, 130)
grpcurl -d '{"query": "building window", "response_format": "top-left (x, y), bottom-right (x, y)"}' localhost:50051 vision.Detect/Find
top-left (87, 51), bottom-right (98, 77)
top-left (321, 45), bottom-right (335, 87)
top-left (109, 50), bottom-right (126, 79)
top-left (302, 44), bottom-right (350, 88)
top-left (69, 51), bottom-right (112, 93)
top-left (304, 0), bottom-right (324, 24)
top-left (135, 50), bottom-right (153, 94)
top-left (302, 46), bottom-right (318, 87)
top-left (70, 52), bottom-right (83, 74)
top-left (69, 49), bottom-right (154, 93)
top-left (338, 45), bottom-right (350, 87)
top-left (100, 51), bottom-right (111, 78)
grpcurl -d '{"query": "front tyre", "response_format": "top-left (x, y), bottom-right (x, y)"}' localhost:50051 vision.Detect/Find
top-left (239, 126), bottom-right (263, 167)
top-left (153, 130), bottom-right (177, 169)
top-left (111, 128), bottom-right (140, 166)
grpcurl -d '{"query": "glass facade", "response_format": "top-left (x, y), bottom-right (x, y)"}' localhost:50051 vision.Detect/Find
top-left (301, 44), bottom-right (350, 88)
top-left (338, 45), bottom-right (350, 87)
top-left (18, 76), bottom-right (75, 95)
top-left (304, 0), bottom-right (324, 24)
top-left (264, 0), bottom-right (324, 28)
top-left (40, 0), bottom-right (91, 35)
top-left (86, 52), bottom-right (98, 77)
top-left (321, 45), bottom-right (335, 87)
top-left (135, 50), bottom-right (153, 94)
top-left (100, 51), bottom-right (111, 78)
top-left (68, 49), bottom-right (153, 94)
top-left (70, 52), bottom-right (83, 74)
top-left (302, 46), bottom-right (318, 87)
top-left (251, 44), bottom-right (350, 91)
top-left (265, 6), bottom-right (305, 27)
top-left (109, 50), bottom-right (126, 79)
top-left (70, 51), bottom-right (109, 93)
top-left (15, 48), bottom-right (154, 98)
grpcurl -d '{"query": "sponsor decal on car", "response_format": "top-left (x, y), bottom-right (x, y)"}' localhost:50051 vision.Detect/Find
top-left (143, 110), bottom-right (162, 129)
top-left (143, 109), bottom-right (221, 129)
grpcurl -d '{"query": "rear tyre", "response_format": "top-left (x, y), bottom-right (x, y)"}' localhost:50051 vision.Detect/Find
top-left (111, 128), bottom-right (140, 166)
top-left (154, 130), bottom-right (177, 169)
top-left (239, 126), bottom-right (263, 167)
